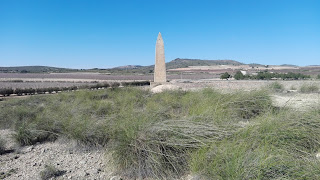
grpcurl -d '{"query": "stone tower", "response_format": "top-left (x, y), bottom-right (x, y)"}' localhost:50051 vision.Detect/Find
top-left (154, 32), bottom-right (166, 83)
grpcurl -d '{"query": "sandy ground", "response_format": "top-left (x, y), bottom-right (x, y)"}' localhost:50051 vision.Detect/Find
top-left (0, 129), bottom-right (115, 180)
top-left (271, 93), bottom-right (320, 110)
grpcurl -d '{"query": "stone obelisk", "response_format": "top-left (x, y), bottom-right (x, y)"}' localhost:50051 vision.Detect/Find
top-left (154, 32), bottom-right (166, 83)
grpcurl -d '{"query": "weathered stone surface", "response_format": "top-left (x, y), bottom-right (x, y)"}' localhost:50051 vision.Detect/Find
top-left (154, 32), bottom-right (167, 83)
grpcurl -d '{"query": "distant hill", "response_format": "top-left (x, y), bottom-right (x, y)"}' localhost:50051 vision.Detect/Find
top-left (248, 63), bottom-right (265, 67)
top-left (280, 64), bottom-right (298, 67)
top-left (0, 59), bottom-right (244, 74)
top-left (0, 66), bottom-right (79, 73)
top-left (109, 58), bottom-right (244, 74)
top-left (112, 65), bottom-right (143, 70)
top-left (112, 58), bottom-right (243, 70)
top-left (165, 58), bottom-right (243, 69)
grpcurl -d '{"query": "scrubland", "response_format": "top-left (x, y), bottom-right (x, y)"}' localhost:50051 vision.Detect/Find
top-left (0, 85), bottom-right (320, 179)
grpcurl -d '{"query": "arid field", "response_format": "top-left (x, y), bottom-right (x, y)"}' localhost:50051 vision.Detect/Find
top-left (1, 77), bottom-right (320, 179)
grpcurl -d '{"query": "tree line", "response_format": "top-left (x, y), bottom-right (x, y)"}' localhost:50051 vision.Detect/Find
top-left (0, 81), bottom-right (150, 96)
top-left (221, 71), bottom-right (311, 80)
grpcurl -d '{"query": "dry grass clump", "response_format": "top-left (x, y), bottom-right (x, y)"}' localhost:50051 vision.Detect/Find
top-left (299, 83), bottom-right (319, 93)
top-left (5, 87), bottom-right (318, 179)
top-left (112, 120), bottom-right (234, 179)
top-left (108, 89), bottom-right (273, 178)
top-left (190, 109), bottom-right (320, 179)
top-left (40, 164), bottom-right (66, 180)
top-left (268, 81), bottom-right (285, 93)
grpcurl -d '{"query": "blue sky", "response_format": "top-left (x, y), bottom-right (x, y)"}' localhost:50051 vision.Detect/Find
top-left (0, 0), bottom-right (319, 68)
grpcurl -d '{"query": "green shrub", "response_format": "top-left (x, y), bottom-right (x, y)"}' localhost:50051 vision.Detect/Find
top-left (300, 84), bottom-right (319, 93)
top-left (14, 88), bottom-right (24, 96)
top-left (234, 71), bottom-right (245, 80)
top-left (190, 110), bottom-right (320, 179)
top-left (122, 81), bottom-right (150, 86)
top-left (13, 122), bottom-right (58, 146)
top-left (109, 89), bottom-right (273, 178)
top-left (0, 88), bottom-right (14, 96)
top-left (220, 72), bottom-right (231, 79)
top-left (112, 120), bottom-right (233, 179)
top-left (111, 82), bottom-right (120, 88)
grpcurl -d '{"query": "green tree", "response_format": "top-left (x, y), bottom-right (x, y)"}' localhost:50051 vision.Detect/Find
top-left (234, 71), bottom-right (244, 80)
top-left (220, 72), bottom-right (231, 80)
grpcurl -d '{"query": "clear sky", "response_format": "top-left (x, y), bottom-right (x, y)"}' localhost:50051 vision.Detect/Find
top-left (1, 0), bottom-right (319, 68)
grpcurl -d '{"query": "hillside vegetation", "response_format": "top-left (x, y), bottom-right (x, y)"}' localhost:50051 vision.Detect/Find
top-left (0, 88), bottom-right (320, 179)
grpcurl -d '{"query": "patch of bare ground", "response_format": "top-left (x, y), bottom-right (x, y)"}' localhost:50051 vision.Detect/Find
top-left (171, 79), bottom-right (320, 92)
top-left (272, 93), bottom-right (320, 110)
top-left (0, 129), bottom-right (194, 180)
top-left (0, 129), bottom-right (114, 180)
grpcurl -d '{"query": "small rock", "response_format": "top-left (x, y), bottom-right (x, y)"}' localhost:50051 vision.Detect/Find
top-left (79, 160), bottom-right (86, 164)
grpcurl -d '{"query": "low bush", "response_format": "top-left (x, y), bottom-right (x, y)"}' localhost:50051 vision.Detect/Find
top-left (299, 84), bottom-right (319, 93)
top-left (90, 83), bottom-right (110, 89)
top-left (190, 110), bottom-right (320, 179)
top-left (112, 120), bottom-right (234, 178)
top-left (9, 80), bottom-right (24, 82)
top-left (122, 81), bottom-right (150, 86)
top-left (111, 82), bottom-right (120, 88)
top-left (268, 81), bottom-right (284, 92)
top-left (40, 164), bottom-right (66, 180)
top-left (0, 88), bottom-right (14, 96)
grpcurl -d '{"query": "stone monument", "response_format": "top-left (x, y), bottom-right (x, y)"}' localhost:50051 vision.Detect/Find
top-left (154, 32), bottom-right (166, 83)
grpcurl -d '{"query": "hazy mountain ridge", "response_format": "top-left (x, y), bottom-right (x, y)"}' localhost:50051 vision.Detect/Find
top-left (0, 66), bottom-right (78, 73)
top-left (165, 58), bottom-right (244, 69)
top-left (2, 59), bottom-right (318, 74)
top-left (112, 58), bottom-right (244, 70)
top-left (112, 65), bottom-right (143, 69)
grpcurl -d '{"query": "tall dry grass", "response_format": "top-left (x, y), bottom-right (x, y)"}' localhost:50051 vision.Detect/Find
top-left (1, 87), bottom-right (319, 179)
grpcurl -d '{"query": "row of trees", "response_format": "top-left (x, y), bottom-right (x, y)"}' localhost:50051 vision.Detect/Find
top-left (0, 81), bottom-right (150, 96)
top-left (221, 71), bottom-right (311, 80)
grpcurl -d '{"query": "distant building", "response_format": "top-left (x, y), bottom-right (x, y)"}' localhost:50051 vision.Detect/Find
top-left (240, 70), bottom-right (247, 75)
